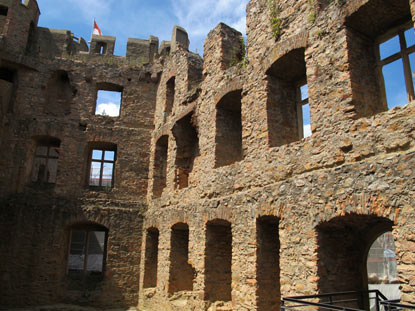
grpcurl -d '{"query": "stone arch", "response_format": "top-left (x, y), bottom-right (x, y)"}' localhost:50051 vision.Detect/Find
top-left (215, 88), bottom-right (243, 167)
top-left (266, 42), bottom-right (309, 146)
top-left (263, 32), bottom-right (308, 74)
top-left (316, 214), bottom-right (394, 309)
top-left (213, 77), bottom-right (244, 105)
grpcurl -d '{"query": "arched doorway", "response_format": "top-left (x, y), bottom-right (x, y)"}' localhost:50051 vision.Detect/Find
top-left (316, 214), bottom-right (394, 309)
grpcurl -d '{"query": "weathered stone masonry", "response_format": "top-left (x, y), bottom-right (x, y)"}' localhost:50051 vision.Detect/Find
top-left (141, 0), bottom-right (415, 310)
top-left (0, 0), bottom-right (159, 308)
top-left (0, 0), bottom-right (415, 310)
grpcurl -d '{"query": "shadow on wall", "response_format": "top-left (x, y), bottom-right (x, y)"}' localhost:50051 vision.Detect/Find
top-left (316, 214), bottom-right (393, 310)
top-left (0, 194), bottom-right (143, 309)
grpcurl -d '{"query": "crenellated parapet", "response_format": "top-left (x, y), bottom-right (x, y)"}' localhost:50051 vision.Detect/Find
top-left (35, 27), bottom-right (88, 58)
top-left (90, 34), bottom-right (116, 55)
top-left (126, 35), bottom-right (159, 63)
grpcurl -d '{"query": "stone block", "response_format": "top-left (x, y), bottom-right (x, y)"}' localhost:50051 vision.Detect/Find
top-left (171, 25), bottom-right (189, 52)
top-left (90, 34), bottom-right (116, 55)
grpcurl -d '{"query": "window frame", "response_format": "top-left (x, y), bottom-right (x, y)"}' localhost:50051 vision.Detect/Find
top-left (67, 224), bottom-right (108, 278)
top-left (376, 22), bottom-right (415, 108)
top-left (296, 80), bottom-right (310, 140)
top-left (88, 147), bottom-right (116, 189)
top-left (31, 139), bottom-right (60, 185)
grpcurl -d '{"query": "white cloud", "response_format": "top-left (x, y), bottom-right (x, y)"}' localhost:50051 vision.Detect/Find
top-left (303, 124), bottom-right (312, 138)
top-left (96, 102), bottom-right (120, 117)
top-left (37, 0), bottom-right (249, 56)
top-left (171, 0), bottom-right (249, 53)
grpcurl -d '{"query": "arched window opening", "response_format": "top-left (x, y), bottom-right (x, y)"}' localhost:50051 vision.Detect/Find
top-left (153, 135), bottom-right (168, 197)
top-left (345, 0), bottom-right (412, 116)
top-left (94, 42), bottom-right (107, 55)
top-left (316, 215), bottom-right (393, 310)
top-left (67, 223), bottom-right (108, 279)
top-left (165, 76), bottom-right (175, 117)
top-left (0, 67), bottom-right (16, 115)
top-left (168, 223), bottom-right (194, 293)
top-left (172, 112), bottom-right (199, 189)
top-left (31, 136), bottom-right (61, 185)
top-left (266, 48), bottom-right (309, 147)
top-left (45, 70), bottom-right (74, 116)
top-left (215, 89), bottom-right (243, 167)
top-left (143, 227), bottom-right (159, 288)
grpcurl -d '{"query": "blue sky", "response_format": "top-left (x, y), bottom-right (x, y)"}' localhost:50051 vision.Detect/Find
top-left (37, 0), bottom-right (249, 57)
top-left (36, 0), bottom-right (414, 135)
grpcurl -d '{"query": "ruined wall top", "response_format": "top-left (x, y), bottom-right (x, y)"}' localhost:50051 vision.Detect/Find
top-left (2, 16), bottom-right (194, 64)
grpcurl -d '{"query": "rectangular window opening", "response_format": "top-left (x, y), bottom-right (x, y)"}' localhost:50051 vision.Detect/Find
top-left (166, 77), bottom-right (175, 117)
top-left (96, 42), bottom-right (107, 55)
top-left (89, 148), bottom-right (116, 188)
top-left (143, 228), bottom-right (159, 288)
top-left (153, 136), bottom-right (168, 197)
top-left (95, 90), bottom-right (122, 117)
top-left (68, 227), bottom-right (107, 277)
top-left (0, 5), bottom-right (8, 16)
top-left (31, 143), bottom-right (60, 184)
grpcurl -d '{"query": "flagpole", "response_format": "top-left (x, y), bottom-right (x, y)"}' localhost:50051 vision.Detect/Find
top-left (90, 18), bottom-right (95, 43)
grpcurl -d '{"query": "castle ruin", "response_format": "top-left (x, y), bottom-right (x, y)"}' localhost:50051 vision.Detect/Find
top-left (0, 0), bottom-right (415, 310)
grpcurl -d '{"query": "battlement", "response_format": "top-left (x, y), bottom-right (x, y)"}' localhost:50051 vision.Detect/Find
top-left (3, 1), bottom-right (415, 311)
top-left (4, 20), bottom-right (192, 64)
top-left (36, 27), bottom-right (88, 58)
top-left (126, 35), bottom-right (159, 62)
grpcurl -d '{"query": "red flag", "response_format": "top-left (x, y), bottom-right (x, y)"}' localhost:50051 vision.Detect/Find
top-left (93, 20), bottom-right (102, 36)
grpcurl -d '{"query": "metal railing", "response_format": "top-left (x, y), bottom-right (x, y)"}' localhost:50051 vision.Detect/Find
top-left (281, 290), bottom-right (415, 311)
top-left (380, 299), bottom-right (415, 311)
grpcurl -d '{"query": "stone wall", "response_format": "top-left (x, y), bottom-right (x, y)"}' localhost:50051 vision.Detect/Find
top-left (140, 0), bottom-right (415, 310)
top-left (0, 195), bottom-right (144, 308)
top-left (0, 0), bottom-right (158, 308)
top-left (1, 0), bottom-right (415, 310)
